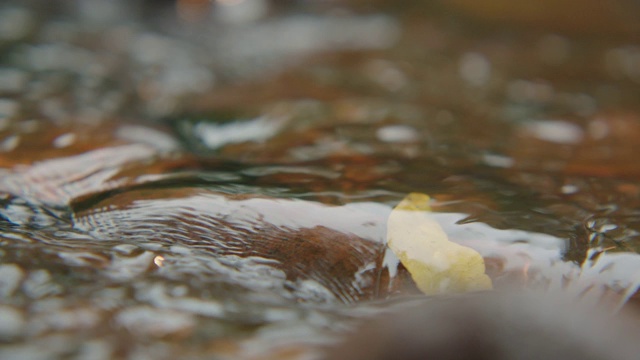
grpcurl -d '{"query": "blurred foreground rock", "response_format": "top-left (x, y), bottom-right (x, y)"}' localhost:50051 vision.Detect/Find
top-left (327, 290), bottom-right (640, 360)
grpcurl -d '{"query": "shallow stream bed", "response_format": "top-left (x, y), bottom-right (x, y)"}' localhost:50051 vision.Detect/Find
top-left (1, 1), bottom-right (640, 359)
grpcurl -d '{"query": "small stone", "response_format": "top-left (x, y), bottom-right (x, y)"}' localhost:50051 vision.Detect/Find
top-left (0, 68), bottom-right (28, 94)
top-left (22, 269), bottom-right (62, 299)
top-left (459, 52), bottom-right (491, 87)
top-left (0, 7), bottom-right (34, 41)
top-left (115, 306), bottom-right (195, 337)
top-left (0, 305), bottom-right (25, 338)
top-left (0, 135), bottom-right (20, 152)
top-left (376, 125), bottom-right (418, 143)
top-left (0, 264), bottom-right (25, 297)
top-left (0, 98), bottom-right (19, 117)
top-left (52, 133), bottom-right (77, 148)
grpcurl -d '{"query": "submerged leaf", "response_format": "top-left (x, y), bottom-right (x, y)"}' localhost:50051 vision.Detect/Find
top-left (387, 193), bottom-right (492, 294)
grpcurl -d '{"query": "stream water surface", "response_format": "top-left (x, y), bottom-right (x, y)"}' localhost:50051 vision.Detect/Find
top-left (1, 1), bottom-right (640, 359)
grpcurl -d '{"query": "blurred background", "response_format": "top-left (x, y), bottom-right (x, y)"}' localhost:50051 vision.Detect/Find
top-left (1, 1), bottom-right (640, 359)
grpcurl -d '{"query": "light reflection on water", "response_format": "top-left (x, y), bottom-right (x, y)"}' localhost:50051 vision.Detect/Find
top-left (73, 189), bottom-right (389, 303)
top-left (434, 212), bottom-right (640, 311)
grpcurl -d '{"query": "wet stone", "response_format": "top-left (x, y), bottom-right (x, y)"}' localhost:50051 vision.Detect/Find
top-left (0, 305), bottom-right (25, 339)
top-left (22, 270), bottom-right (63, 299)
top-left (0, 264), bottom-right (25, 298)
top-left (115, 306), bottom-right (196, 338)
top-left (0, 69), bottom-right (28, 95)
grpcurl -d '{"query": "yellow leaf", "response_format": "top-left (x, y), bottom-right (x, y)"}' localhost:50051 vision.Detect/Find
top-left (387, 193), bottom-right (492, 295)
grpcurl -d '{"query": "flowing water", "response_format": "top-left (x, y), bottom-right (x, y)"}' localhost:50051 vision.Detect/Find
top-left (1, 1), bottom-right (640, 359)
